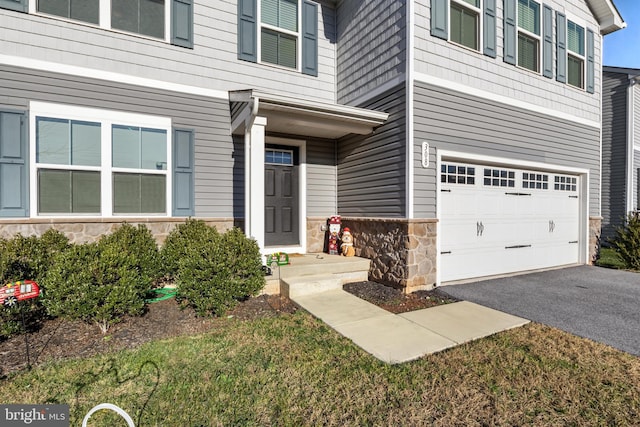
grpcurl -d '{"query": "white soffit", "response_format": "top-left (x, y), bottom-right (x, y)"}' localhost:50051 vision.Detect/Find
top-left (588, 0), bottom-right (626, 35)
top-left (230, 90), bottom-right (388, 139)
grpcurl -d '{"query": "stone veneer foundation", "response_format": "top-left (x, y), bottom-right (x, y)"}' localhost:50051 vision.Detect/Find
top-left (307, 217), bottom-right (438, 293)
top-left (0, 218), bottom-right (237, 245)
top-left (589, 216), bottom-right (602, 264)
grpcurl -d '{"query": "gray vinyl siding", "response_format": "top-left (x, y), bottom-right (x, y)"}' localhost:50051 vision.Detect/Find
top-left (415, 0), bottom-right (602, 125)
top-left (307, 139), bottom-right (337, 217)
top-left (634, 150), bottom-right (640, 211)
top-left (336, 0), bottom-right (406, 105)
top-left (0, 0), bottom-right (336, 103)
top-left (0, 64), bottom-right (235, 218)
top-left (635, 84), bottom-right (640, 148)
top-left (413, 82), bottom-right (600, 218)
top-left (337, 85), bottom-right (406, 217)
top-left (601, 71), bottom-right (629, 241)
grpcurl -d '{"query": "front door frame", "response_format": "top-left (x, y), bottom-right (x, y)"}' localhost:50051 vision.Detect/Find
top-left (264, 136), bottom-right (307, 255)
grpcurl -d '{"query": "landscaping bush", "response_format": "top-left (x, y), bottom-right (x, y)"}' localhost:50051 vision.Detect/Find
top-left (0, 230), bottom-right (69, 339)
top-left (176, 227), bottom-right (265, 316)
top-left (161, 219), bottom-right (216, 279)
top-left (610, 213), bottom-right (640, 271)
top-left (41, 224), bottom-right (160, 333)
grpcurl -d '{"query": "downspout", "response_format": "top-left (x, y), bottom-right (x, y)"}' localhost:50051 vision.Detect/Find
top-left (626, 76), bottom-right (636, 214)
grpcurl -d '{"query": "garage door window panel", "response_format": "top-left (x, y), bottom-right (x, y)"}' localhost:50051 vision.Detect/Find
top-left (484, 168), bottom-right (515, 187)
top-left (441, 163), bottom-right (475, 185)
top-left (523, 172), bottom-right (548, 189)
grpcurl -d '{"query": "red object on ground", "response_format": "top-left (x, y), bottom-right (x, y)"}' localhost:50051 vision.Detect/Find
top-left (0, 280), bottom-right (40, 308)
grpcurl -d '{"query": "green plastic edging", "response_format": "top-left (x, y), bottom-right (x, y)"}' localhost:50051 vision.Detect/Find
top-left (146, 288), bottom-right (177, 304)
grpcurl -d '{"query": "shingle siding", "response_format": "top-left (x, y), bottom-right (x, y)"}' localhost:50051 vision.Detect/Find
top-left (0, 1), bottom-right (337, 103)
top-left (413, 81), bottom-right (600, 218)
top-left (0, 64), bottom-right (235, 218)
top-left (336, 0), bottom-right (406, 105)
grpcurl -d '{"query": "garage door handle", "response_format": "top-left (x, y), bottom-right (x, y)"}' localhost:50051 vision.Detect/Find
top-left (549, 220), bottom-right (555, 233)
top-left (477, 221), bottom-right (484, 236)
top-left (505, 244), bottom-right (532, 249)
top-left (505, 192), bottom-right (531, 196)
top-left (569, 240), bottom-right (578, 244)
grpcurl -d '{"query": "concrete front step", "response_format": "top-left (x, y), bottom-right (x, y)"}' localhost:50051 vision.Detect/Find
top-left (273, 254), bottom-right (370, 279)
top-left (282, 270), bottom-right (369, 298)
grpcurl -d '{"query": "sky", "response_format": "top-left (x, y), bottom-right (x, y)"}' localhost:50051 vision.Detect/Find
top-left (603, 0), bottom-right (640, 68)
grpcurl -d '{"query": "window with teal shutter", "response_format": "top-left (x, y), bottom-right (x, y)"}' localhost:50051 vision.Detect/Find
top-left (260, 0), bottom-right (299, 69)
top-left (567, 20), bottom-right (585, 89)
top-left (0, 0), bottom-right (28, 12)
top-left (0, 111), bottom-right (29, 217)
top-left (450, 0), bottom-right (480, 51)
top-left (516, 0), bottom-right (540, 72)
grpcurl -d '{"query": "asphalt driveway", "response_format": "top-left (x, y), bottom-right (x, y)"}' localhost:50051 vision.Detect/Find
top-left (440, 266), bottom-right (640, 356)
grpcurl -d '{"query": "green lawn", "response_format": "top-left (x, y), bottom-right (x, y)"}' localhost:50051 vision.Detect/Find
top-left (596, 247), bottom-right (626, 269)
top-left (2, 312), bottom-right (639, 426)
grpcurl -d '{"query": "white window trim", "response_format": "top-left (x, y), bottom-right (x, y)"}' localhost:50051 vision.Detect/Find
top-left (257, 0), bottom-right (302, 72)
top-left (565, 15), bottom-right (587, 90)
top-left (29, 101), bottom-right (172, 218)
top-left (516, 0), bottom-right (542, 74)
top-left (448, 0), bottom-right (483, 53)
top-left (29, 1), bottom-right (171, 43)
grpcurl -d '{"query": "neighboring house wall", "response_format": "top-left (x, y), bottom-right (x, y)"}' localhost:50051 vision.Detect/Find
top-left (634, 149), bottom-right (640, 211)
top-left (413, 81), bottom-right (601, 218)
top-left (601, 71), bottom-right (629, 241)
top-left (0, 1), bottom-right (337, 103)
top-left (0, 64), bottom-right (235, 219)
top-left (337, 84), bottom-right (406, 218)
top-left (415, 0), bottom-right (602, 125)
top-left (335, 0), bottom-right (406, 105)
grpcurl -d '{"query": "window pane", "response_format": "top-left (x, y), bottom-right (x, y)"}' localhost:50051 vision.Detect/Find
top-left (39, 169), bottom-right (70, 213)
top-left (459, 0), bottom-right (479, 7)
top-left (37, 118), bottom-right (69, 165)
top-left (568, 21), bottom-right (584, 55)
top-left (38, 0), bottom-right (69, 19)
top-left (113, 173), bottom-right (165, 213)
top-left (261, 0), bottom-right (278, 26)
top-left (140, 0), bottom-right (165, 39)
top-left (450, 3), bottom-right (478, 50)
top-left (112, 0), bottom-right (138, 34)
top-left (141, 174), bottom-right (166, 213)
top-left (518, 0), bottom-right (539, 35)
top-left (72, 170), bottom-right (101, 213)
top-left (141, 128), bottom-right (167, 170)
top-left (518, 33), bottom-right (539, 72)
top-left (279, 0), bottom-right (298, 32)
top-left (71, 121), bottom-right (101, 166)
top-left (70, 0), bottom-right (99, 24)
top-left (261, 28), bottom-right (279, 65)
top-left (112, 125), bottom-right (140, 169)
top-left (38, 169), bottom-right (100, 213)
top-left (279, 32), bottom-right (297, 68)
top-left (568, 55), bottom-right (584, 88)
top-left (113, 173), bottom-right (139, 213)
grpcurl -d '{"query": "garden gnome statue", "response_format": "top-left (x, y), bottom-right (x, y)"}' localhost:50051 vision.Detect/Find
top-left (341, 227), bottom-right (355, 257)
top-left (328, 215), bottom-right (341, 255)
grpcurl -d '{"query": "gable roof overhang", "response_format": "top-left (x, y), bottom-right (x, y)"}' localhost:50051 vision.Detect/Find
top-left (229, 90), bottom-right (389, 140)
top-left (588, 0), bottom-right (626, 35)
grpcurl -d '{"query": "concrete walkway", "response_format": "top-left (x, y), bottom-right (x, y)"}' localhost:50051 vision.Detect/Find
top-left (293, 289), bottom-right (529, 364)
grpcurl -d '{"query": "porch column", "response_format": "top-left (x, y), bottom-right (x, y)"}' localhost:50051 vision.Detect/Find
top-left (245, 116), bottom-right (267, 251)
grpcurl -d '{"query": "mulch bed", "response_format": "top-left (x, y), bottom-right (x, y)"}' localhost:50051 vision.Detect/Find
top-left (0, 282), bottom-right (456, 377)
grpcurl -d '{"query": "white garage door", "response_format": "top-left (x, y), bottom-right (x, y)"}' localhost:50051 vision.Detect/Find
top-left (440, 162), bottom-right (580, 283)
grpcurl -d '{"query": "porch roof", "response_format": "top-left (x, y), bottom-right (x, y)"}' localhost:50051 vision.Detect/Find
top-left (229, 89), bottom-right (389, 140)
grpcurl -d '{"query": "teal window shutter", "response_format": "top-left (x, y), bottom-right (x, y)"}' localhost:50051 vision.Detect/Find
top-left (503, 0), bottom-right (516, 64)
top-left (542, 5), bottom-right (553, 78)
top-left (586, 29), bottom-right (595, 93)
top-left (0, 0), bottom-right (27, 12)
top-left (430, 0), bottom-right (448, 40)
top-left (0, 111), bottom-right (29, 217)
top-left (556, 12), bottom-right (567, 83)
top-left (302, 0), bottom-right (318, 76)
top-left (171, 0), bottom-right (194, 48)
top-left (172, 128), bottom-right (195, 217)
top-left (483, 0), bottom-right (496, 57)
top-left (238, 0), bottom-right (258, 62)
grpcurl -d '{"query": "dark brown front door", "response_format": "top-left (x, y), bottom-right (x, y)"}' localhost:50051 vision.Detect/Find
top-left (265, 146), bottom-right (299, 246)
